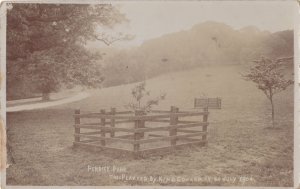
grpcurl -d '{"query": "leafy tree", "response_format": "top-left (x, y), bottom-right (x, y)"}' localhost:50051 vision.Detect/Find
top-left (125, 82), bottom-right (166, 112)
top-left (243, 57), bottom-right (293, 127)
top-left (7, 3), bottom-right (131, 100)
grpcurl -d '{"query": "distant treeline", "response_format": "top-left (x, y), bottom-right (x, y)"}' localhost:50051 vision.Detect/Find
top-left (100, 21), bottom-right (293, 87)
top-left (8, 21), bottom-right (293, 100)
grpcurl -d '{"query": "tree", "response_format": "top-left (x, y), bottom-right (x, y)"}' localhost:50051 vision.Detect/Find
top-left (7, 3), bottom-right (131, 100)
top-left (125, 82), bottom-right (166, 112)
top-left (243, 57), bottom-right (293, 127)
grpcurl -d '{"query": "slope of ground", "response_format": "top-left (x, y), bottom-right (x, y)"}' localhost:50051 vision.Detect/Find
top-left (6, 65), bottom-right (293, 186)
top-left (6, 92), bottom-right (90, 112)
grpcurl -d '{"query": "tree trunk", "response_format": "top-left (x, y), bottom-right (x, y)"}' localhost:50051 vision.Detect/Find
top-left (270, 97), bottom-right (275, 127)
top-left (42, 92), bottom-right (50, 101)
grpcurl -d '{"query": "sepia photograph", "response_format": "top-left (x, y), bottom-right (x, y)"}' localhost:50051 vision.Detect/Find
top-left (2, 0), bottom-right (298, 187)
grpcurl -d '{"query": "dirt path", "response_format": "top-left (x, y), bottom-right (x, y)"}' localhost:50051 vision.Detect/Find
top-left (6, 92), bottom-right (90, 112)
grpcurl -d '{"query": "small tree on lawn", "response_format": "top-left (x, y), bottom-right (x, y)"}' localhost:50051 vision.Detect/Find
top-left (243, 57), bottom-right (293, 127)
top-left (125, 82), bottom-right (166, 113)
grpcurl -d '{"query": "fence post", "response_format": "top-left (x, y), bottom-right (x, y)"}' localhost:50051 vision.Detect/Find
top-left (100, 109), bottom-right (106, 146)
top-left (74, 109), bottom-right (81, 144)
top-left (137, 110), bottom-right (146, 138)
top-left (170, 106), bottom-right (179, 146)
top-left (110, 108), bottom-right (116, 137)
top-left (202, 107), bottom-right (208, 145)
top-left (134, 110), bottom-right (144, 157)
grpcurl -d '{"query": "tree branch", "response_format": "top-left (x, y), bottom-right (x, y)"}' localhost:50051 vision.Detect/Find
top-left (93, 33), bottom-right (135, 46)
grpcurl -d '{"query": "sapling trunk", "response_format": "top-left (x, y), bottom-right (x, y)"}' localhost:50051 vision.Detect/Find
top-left (270, 97), bottom-right (275, 127)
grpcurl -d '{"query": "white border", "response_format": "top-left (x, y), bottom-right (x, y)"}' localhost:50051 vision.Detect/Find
top-left (0, 1), bottom-right (6, 189)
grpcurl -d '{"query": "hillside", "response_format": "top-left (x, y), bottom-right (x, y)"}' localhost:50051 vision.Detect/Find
top-left (100, 21), bottom-right (293, 87)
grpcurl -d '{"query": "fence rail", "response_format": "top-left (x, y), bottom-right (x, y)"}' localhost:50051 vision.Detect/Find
top-left (73, 106), bottom-right (209, 157)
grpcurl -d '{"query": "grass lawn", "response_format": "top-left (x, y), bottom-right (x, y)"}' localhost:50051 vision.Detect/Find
top-left (6, 65), bottom-right (294, 186)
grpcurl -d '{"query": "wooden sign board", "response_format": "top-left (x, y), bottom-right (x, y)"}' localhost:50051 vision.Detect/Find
top-left (194, 97), bottom-right (222, 109)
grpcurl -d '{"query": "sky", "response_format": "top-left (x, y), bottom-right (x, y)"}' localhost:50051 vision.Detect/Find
top-left (93, 1), bottom-right (297, 48)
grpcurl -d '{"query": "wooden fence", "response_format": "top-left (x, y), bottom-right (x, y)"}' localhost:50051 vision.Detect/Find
top-left (73, 106), bottom-right (209, 157)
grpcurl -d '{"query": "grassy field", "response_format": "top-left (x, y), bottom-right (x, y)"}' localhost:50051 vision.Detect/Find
top-left (6, 65), bottom-right (294, 186)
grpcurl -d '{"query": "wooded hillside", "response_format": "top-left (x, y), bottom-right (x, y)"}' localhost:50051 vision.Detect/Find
top-left (100, 21), bottom-right (293, 87)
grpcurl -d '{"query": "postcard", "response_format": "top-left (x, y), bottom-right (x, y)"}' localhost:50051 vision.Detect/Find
top-left (1, 0), bottom-right (299, 188)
